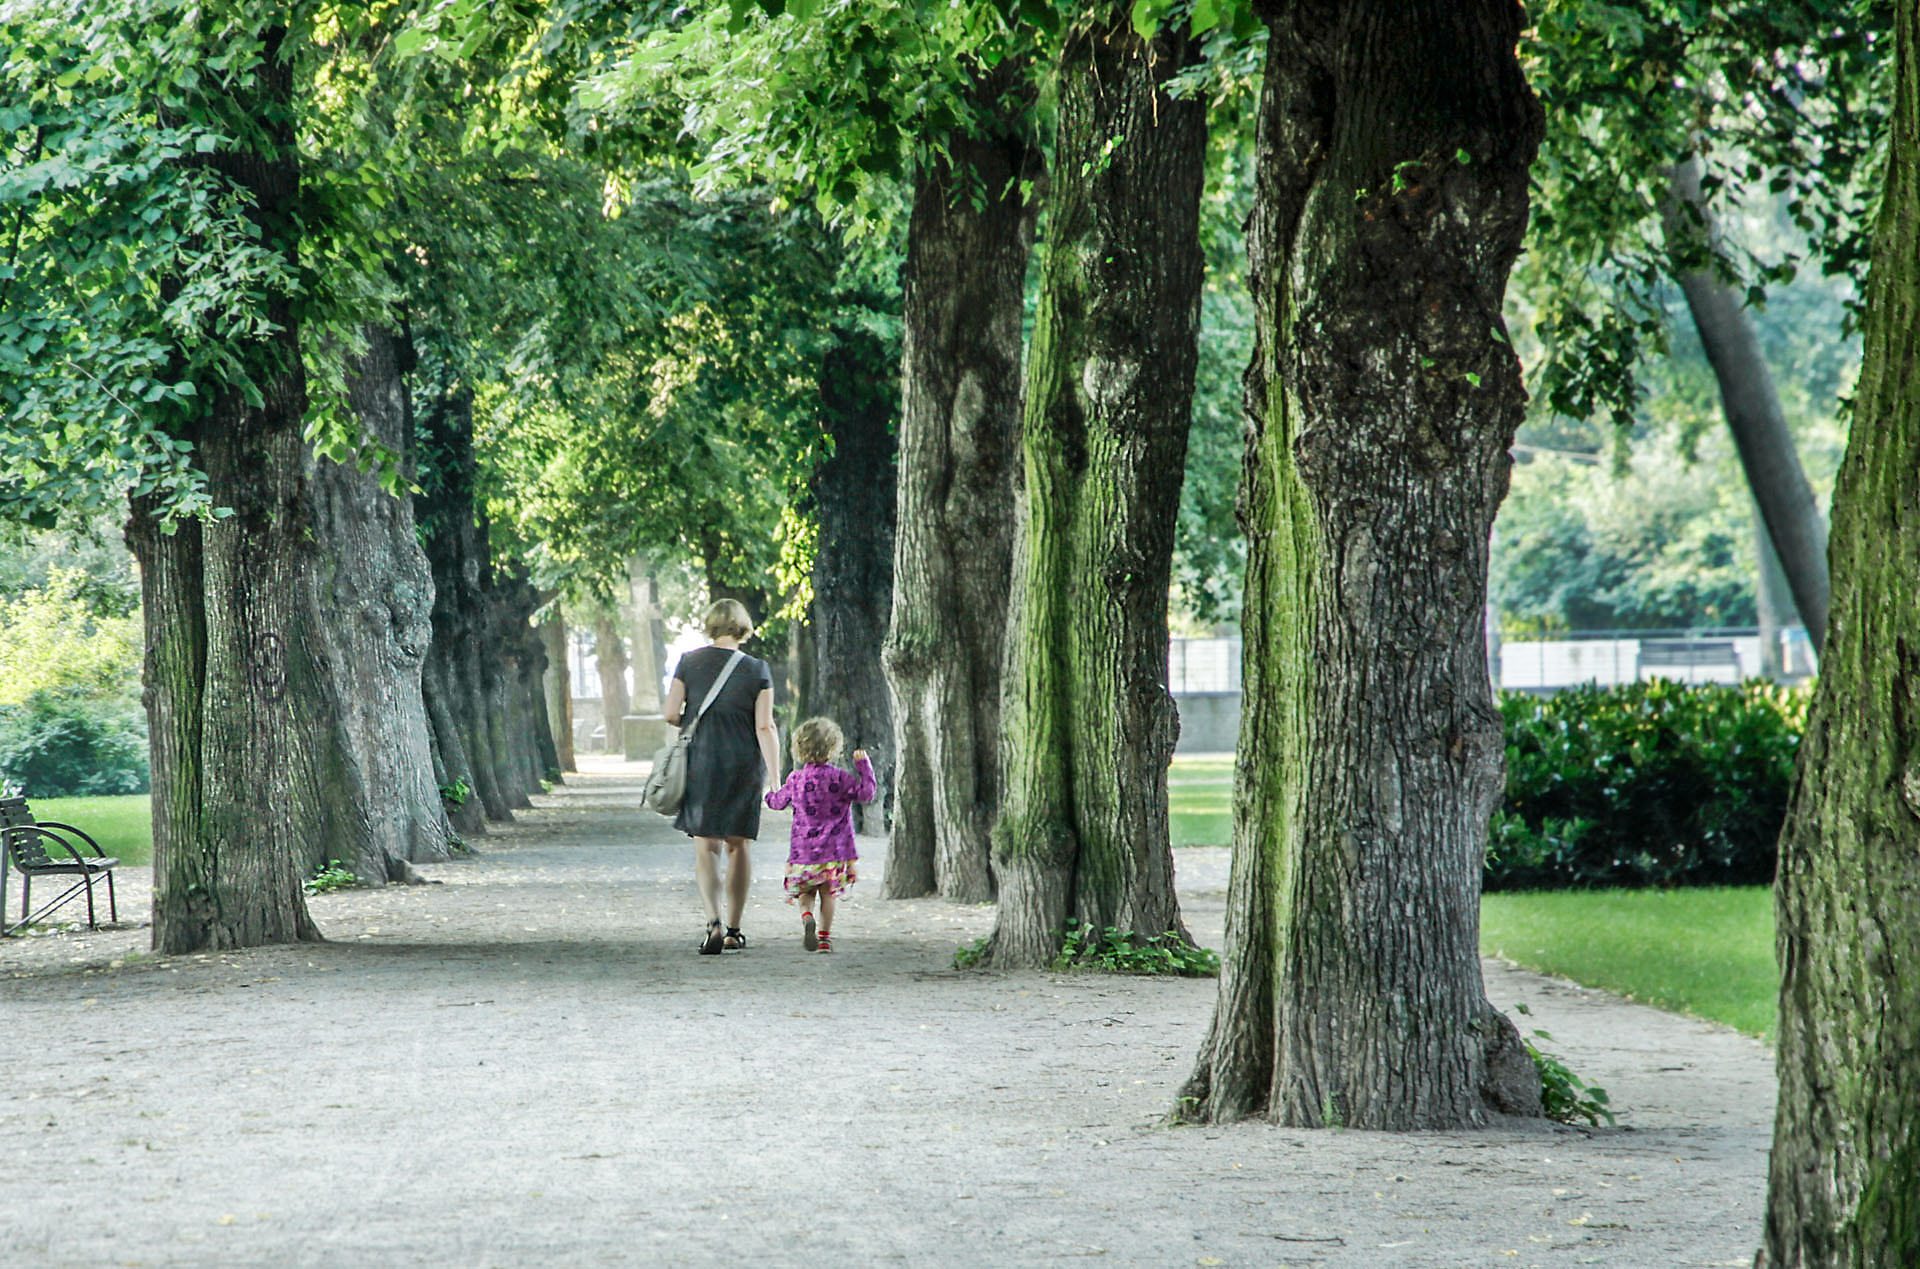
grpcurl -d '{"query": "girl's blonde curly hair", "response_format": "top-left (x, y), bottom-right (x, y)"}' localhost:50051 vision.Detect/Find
top-left (790, 716), bottom-right (845, 766)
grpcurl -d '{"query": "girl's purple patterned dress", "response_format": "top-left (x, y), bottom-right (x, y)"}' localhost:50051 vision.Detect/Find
top-left (765, 755), bottom-right (875, 901)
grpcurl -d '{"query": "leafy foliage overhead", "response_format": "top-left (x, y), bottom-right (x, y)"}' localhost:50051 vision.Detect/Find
top-left (1518, 0), bottom-right (1889, 428)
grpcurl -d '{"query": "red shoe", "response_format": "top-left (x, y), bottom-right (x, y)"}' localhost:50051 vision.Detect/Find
top-left (816, 929), bottom-right (832, 954)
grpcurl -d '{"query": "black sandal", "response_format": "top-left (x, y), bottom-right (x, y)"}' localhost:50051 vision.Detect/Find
top-left (723, 927), bottom-right (747, 951)
top-left (698, 920), bottom-right (724, 955)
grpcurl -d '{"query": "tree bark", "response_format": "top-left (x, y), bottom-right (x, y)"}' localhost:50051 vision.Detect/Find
top-left (1664, 157), bottom-right (1830, 651)
top-left (540, 611), bottom-right (577, 773)
top-left (985, 15), bottom-right (1206, 968)
top-left (626, 560), bottom-right (663, 716)
top-left (1754, 500), bottom-right (1793, 679)
top-left (811, 330), bottom-right (899, 834)
top-left (422, 653), bottom-right (487, 836)
top-left (491, 564), bottom-right (551, 790)
top-left (592, 615), bottom-right (631, 753)
top-left (1180, 1), bottom-right (1544, 1129)
top-left (127, 491), bottom-right (212, 945)
top-left (1762, 4), bottom-right (1920, 1261)
top-left (132, 26), bottom-right (323, 950)
top-left (479, 574), bottom-right (536, 811)
top-left (884, 62), bottom-right (1040, 901)
top-left (417, 377), bottom-right (511, 823)
top-left (301, 325), bottom-right (456, 881)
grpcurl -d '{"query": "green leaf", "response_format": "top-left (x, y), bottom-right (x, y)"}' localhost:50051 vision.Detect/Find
top-left (392, 26), bottom-right (433, 57)
top-left (1130, 0), bottom-right (1164, 40)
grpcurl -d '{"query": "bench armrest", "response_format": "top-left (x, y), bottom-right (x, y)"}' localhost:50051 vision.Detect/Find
top-left (4, 825), bottom-right (90, 864)
top-left (30, 820), bottom-right (108, 857)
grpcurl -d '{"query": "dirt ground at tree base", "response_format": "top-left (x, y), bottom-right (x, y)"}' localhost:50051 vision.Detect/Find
top-left (2, 760), bottom-right (1774, 1268)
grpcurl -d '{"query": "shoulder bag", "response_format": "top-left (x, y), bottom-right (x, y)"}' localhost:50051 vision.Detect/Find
top-left (643, 650), bottom-right (745, 816)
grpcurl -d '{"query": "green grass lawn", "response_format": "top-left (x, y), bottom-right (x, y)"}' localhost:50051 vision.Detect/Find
top-left (1168, 755), bottom-right (1232, 846)
top-left (1482, 886), bottom-right (1776, 1039)
top-left (17, 795), bottom-right (153, 866)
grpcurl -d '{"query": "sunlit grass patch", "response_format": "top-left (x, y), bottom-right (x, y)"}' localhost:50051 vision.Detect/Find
top-left (1481, 886), bottom-right (1776, 1040)
top-left (1168, 755), bottom-right (1233, 846)
top-left (17, 795), bottom-right (152, 866)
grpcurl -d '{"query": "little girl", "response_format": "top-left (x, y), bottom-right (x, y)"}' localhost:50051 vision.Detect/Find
top-left (764, 716), bottom-right (874, 953)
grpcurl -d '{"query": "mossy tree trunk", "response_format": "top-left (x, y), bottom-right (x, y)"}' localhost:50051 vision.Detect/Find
top-left (811, 328), bottom-right (898, 834)
top-left (1180, 0), bottom-right (1544, 1128)
top-left (883, 63), bottom-right (1040, 901)
top-left (1762, 3), bottom-right (1920, 1261)
top-left (417, 373), bottom-right (510, 826)
top-left (985, 15), bottom-right (1206, 968)
top-left (127, 486), bottom-right (212, 944)
top-left (130, 26), bottom-right (322, 952)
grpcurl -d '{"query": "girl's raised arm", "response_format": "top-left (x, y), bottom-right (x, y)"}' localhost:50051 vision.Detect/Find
top-left (849, 749), bottom-right (876, 804)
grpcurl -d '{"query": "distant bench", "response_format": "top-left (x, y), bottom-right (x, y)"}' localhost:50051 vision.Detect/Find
top-left (1635, 639), bottom-right (1742, 680)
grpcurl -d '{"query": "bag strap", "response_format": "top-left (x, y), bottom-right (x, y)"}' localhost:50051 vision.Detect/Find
top-left (682, 650), bottom-right (746, 740)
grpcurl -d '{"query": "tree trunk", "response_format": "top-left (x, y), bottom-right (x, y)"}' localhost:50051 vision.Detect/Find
top-left (985, 15), bottom-right (1206, 969)
top-left (811, 330), bottom-right (899, 834)
top-left (494, 568), bottom-right (554, 787)
top-left (417, 376), bottom-right (512, 823)
top-left (127, 492), bottom-right (212, 945)
top-left (540, 612), bottom-right (577, 773)
top-left (1754, 501), bottom-right (1793, 679)
top-left (627, 560), bottom-right (663, 715)
top-left (1180, 1), bottom-right (1544, 1129)
top-left (883, 63), bottom-right (1040, 901)
top-left (422, 654), bottom-right (487, 836)
top-left (302, 325), bottom-right (456, 881)
top-left (1762, 5), bottom-right (1920, 1261)
top-left (479, 580), bottom-right (535, 811)
top-left (455, 624), bottom-right (511, 820)
top-left (592, 615), bottom-right (631, 752)
top-left (132, 27), bottom-right (322, 950)
top-left (1664, 157), bottom-right (1830, 651)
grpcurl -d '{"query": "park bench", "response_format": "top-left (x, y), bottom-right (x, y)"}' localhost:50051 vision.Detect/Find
top-left (1635, 638), bottom-right (1742, 682)
top-left (0, 796), bottom-right (119, 936)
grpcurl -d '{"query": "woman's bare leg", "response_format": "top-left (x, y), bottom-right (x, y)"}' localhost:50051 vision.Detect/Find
top-left (819, 888), bottom-right (837, 934)
top-left (693, 837), bottom-right (724, 924)
top-left (723, 838), bottom-right (751, 929)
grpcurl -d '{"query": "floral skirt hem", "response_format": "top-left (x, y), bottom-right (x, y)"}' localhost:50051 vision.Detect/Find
top-left (784, 860), bottom-right (855, 901)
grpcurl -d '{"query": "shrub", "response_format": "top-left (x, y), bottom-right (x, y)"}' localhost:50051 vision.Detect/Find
top-left (1515, 1006), bottom-right (1616, 1126)
top-left (305, 860), bottom-right (358, 895)
top-left (1488, 680), bottom-right (1804, 891)
top-left (1053, 919), bottom-right (1221, 977)
top-left (0, 691), bottom-right (149, 796)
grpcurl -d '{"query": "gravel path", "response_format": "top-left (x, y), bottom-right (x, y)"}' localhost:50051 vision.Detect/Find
top-left (2, 761), bottom-right (1774, 1267)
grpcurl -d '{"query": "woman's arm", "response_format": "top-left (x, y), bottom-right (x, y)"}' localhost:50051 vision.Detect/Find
top-left (663, 676), bottom-right (687, 727)
top-left (754, 687), bottom-right (781, 793)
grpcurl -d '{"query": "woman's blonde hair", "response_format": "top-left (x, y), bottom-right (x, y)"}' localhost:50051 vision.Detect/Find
top-left (702, 598), bottom-right (753, 641)
top-left (791, 716), bottom-right (845, 766)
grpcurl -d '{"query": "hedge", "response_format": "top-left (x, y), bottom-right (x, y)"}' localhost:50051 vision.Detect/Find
top-left (1486, 680), bottom-right (1805, 891)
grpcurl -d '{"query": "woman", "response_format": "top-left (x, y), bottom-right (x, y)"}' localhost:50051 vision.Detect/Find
top-left (664, 598), bottom-right (781, 954)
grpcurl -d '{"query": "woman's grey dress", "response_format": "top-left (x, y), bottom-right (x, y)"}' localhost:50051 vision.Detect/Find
top-left (671, 646), bottom-right (775, 840)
